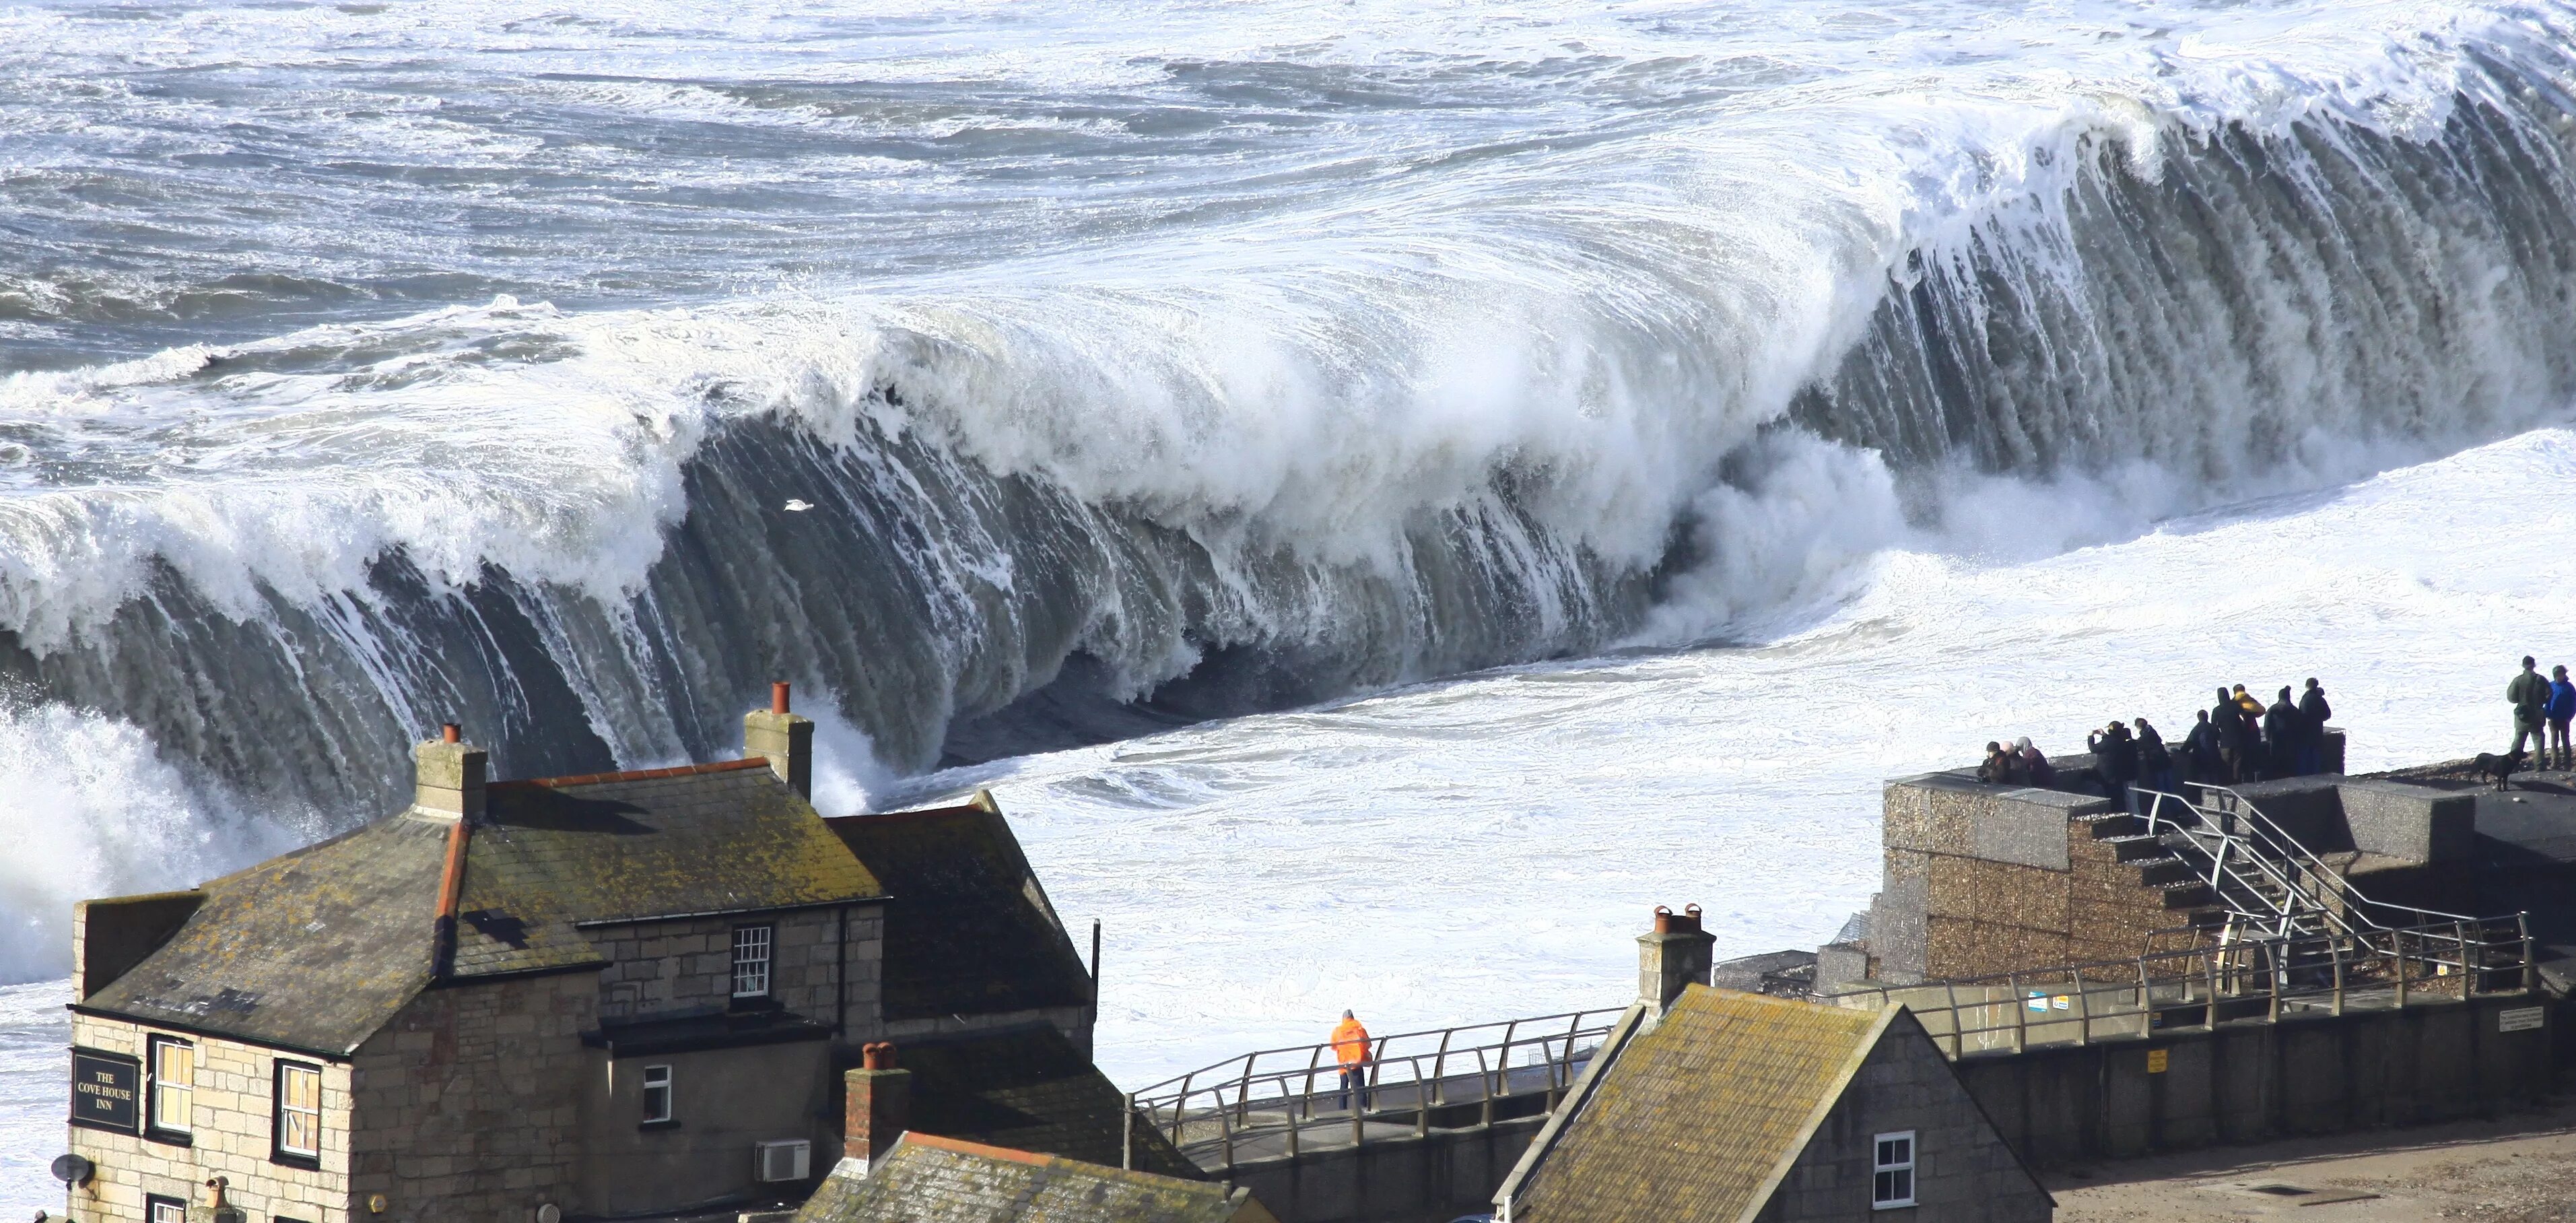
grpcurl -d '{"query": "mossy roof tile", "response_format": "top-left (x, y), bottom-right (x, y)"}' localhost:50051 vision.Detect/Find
top-left (900, 1023), bottom-right (1200, 1179)
top-left (1510, 987), bottom-right (1889, 1223)
top-left (82, 758), bottom-right (884, 1053)
top-left (793, 1133), bottom-right (1264, 1223)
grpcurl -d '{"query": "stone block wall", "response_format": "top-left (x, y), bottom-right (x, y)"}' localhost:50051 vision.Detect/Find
top-left (347, 971), bottom-right (596, 1223)
top-left (65, 1015), bottom-right (353, 1223)
top-left (584, 904), bottom-right (884, 1036)
top-left (1881, 776), bottom-right (2183, 983)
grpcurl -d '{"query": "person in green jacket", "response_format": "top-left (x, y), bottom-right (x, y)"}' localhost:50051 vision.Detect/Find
top-left (2509, 655), bottom-right (2552, 765)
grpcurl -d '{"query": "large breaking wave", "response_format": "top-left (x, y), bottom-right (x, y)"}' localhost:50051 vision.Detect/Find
top-left (7, 0), bottom-right (2576, 972)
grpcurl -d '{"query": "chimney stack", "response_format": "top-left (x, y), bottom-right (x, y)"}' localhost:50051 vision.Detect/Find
top-left (414, 723), bottom-right (487, 824)
top-left (1637, 904), bottom-right (1714, 1022)
top-left (744, 682), bottom-right (814, 800)
top-left (843, 1042), bottom-right (910, 1175)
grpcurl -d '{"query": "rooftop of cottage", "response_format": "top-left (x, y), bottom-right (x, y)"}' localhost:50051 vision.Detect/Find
top-left (76, 754), bottom-right (883, 1057)
top-left (793, 1132), bottom-right (1268, 1223)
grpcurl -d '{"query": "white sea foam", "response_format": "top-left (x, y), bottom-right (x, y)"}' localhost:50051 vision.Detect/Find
top-left (3, 0), bottom-right (2576, 1199)
top-left (880, 426), bottom-right (2576, 1086)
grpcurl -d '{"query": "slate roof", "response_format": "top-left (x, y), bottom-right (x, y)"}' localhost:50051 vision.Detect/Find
top-left (79, 757), bottom-right (883, 1057)
top-left (897, 1023), bottom-right (1201, 1180)
top-left (77, 816), bottom-right (451, 1057)
top-left (1500, 987), bottom-right (1895, 1223)
top-left (825, 795), bottom-right (1091, 1020)
top-left (792, 1133), bottom-right (1273, 1223)
top-left (458, 760), bottom-right (884, 972)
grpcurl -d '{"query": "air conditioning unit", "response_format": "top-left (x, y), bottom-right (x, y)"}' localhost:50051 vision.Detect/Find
top-left (755, 1139), bottom-right (811, 1183)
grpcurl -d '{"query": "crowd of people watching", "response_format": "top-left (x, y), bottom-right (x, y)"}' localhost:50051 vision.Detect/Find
top-left (1976, 678), bottom-right (2336, 812)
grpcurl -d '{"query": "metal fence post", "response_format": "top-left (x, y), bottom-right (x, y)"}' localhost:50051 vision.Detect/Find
top-left (2204, 953), bottom-right (2220, 1029)
top-left (2330, 939), bottom-right (2345, 1017)
top-left (2394, 931), bottom-right (2408, 1009)
top-left (1122, 1092), bottom-right (1134, 1170)
top-left (2523, 913), bottom-right (2539, 994)
top-left (2010, 973), bottom-right (2027, 1054)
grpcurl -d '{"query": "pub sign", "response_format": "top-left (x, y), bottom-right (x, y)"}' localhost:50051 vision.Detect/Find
top-left (69, 1048), bottom-right (140, 1134)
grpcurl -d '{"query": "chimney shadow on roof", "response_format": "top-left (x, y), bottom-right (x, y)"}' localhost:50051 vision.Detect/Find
top-left (490, 791), bottom-right (656, 836)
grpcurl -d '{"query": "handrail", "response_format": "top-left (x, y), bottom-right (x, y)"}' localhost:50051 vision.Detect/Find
top-left (1131, 1007), bottom-right (1626, 1170)
top-left (2133, 786), bottom-right (2475, 948)
top-left (1820, 913), bottom-right (2534, 1061)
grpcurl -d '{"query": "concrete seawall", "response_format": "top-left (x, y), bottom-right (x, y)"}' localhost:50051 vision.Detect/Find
top-left (1953, 994), bottom-right (2556, 1167)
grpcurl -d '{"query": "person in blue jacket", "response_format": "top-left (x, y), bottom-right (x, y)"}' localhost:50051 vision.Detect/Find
top-left (2549, 665), bottom-right (2575, 772)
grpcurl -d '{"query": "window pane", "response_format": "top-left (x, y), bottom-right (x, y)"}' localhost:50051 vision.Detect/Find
top-left (151, 1040), bottom-right (193, 1133)
top-left (732, 926), bottom-right (773, 997)
top-left (279, 1063), bottom-right (322, 1156)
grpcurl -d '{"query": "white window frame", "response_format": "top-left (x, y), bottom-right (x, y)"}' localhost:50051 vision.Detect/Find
top-left (275, 1059), bottom-right (323, 1160)
top-left (1872, 1129), bottom-right (1917, 1209)
top-left (147, 1195), bottom-right (188, 1223)
top-left (640, 1064), bottom-right (674, 1124)
top-left (147, 1036), bottom-right (194, 1139)
top-left (731, 925), bottom-right (774, 999)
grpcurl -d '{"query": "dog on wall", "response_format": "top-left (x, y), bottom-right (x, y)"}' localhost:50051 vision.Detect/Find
top-left (2472, 747), bottom-right (2527, 791)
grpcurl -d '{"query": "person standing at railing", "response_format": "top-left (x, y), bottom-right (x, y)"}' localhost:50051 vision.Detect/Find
top-left (2212, 688), bottom-right (2251, 783)
top-left (2509, 656), bottom-right (2551, 766)
top-left (1332, 1010), bottom-right (1372, 1111)
top-left (2133, 717), bottom-right (2175, 797)
top-left (2087, 721), bottom-right (2138, 812)
top-left (2265, 687), bottom-right (2303, 781)
top-left (2297, 679), bottom-right (2332, 775)
top-left (2183, 708), bottom-right (2223, 785)
top-left (2547, 666), bottom-right (2574, 772)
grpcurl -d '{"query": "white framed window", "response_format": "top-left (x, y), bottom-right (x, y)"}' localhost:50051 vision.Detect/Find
top-left (147, 1036), bottom-right (194, 1139)
top-left (731, 925), bottom-right (774, 999)
top-left (275, 1060), bottom-right (323, 1160)
top-left (147, 1195), bottom-right (188, 1223)
top-left (1872, 1130), bottom-right (1916, 1209)
top-left (641, 1065), bottom-right (674, 1124)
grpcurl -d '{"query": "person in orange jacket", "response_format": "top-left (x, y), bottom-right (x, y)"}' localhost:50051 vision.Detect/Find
top-left (1331, 1010), bottom-right (1372, 1111)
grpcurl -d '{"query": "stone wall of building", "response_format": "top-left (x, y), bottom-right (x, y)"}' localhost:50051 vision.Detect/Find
top-left (1880, 774), bottom-right (2186, 983)
top-left (346, 971), bottom-right (597, 1223)
top-left (576, 1039), bottom-right (837, 1216)
top-left (1757, 1016), bottom-right (2050, 1223)
top-left (584, 905), bottom-right (884, 1036)
top-left (65, 1014), bottom-right (353, 1223)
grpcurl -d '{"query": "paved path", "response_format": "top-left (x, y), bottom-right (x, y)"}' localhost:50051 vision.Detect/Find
top-left (2050, 1099), bottom-right (2576, 1221)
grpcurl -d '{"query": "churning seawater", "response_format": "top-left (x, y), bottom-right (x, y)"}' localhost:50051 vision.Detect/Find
top-left (5, 0), bottom-right (2576, 1205)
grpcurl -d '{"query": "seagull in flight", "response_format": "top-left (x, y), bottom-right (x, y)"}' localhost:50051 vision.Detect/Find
top-left (782, 498), bottom-right (813, 512)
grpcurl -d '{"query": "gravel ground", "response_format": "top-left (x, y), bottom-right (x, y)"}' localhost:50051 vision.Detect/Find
top-left (2051, 1100), bottom-right (2576, 1222)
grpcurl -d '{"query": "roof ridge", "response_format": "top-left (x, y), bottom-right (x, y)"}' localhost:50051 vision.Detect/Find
top-left (900, 1131), bottom-right (1055, 1166)
top-left (490, 757), bottom-right (772, 790)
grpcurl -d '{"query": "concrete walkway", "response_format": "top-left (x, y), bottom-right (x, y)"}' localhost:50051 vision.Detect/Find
top-left (2049, 1098), bottom-right (2576, 1221)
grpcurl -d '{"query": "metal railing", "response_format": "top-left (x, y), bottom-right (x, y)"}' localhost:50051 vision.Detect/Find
top-left (1126, 1008), bottom-right (1625, 1172)
top-left (2134, 785), bottom-right (2478, 949)
top-left (1828, 914), bottom-right (2536, 1059)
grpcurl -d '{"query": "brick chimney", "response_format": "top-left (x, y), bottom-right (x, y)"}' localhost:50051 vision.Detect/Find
top-left (419, 724), bottom-right (485, 981)
top-left (744, 682), bottom-right (814, 800)
top-left (414, 723), bottom-right (487, 824)
top-left (843, 1042), bottom-right (910, 1175)
top-left (1637, 904), bottom-right (1714, 1023)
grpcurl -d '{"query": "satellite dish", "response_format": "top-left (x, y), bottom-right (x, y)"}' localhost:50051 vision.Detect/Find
top-left (536, 1205), bottom-right (562, 1223)
top-left (49, 1154), bottom-right (92, 1187)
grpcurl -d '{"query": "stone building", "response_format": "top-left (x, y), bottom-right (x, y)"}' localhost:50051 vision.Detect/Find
top-left (1491, 908), bottom-right (2051, 1223)
top-left (57, 686), bottom-right (1147, 1223)
top-left (790, 1045), bottom-right (1269, 1223)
